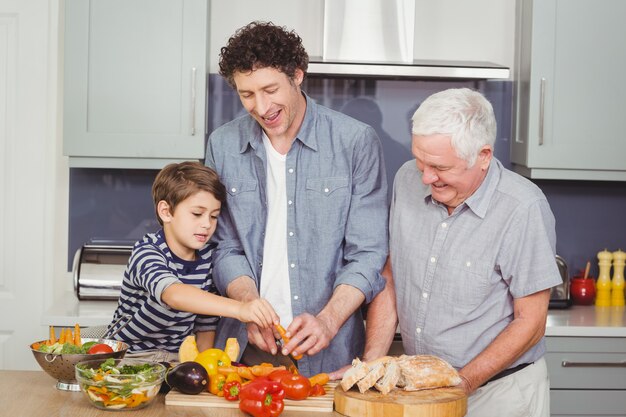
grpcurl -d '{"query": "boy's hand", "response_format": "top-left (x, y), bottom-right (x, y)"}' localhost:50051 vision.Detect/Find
top-left (239, 298), bottom-right (279, 330)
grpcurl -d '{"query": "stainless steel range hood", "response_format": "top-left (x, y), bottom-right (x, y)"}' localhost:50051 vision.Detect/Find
top-left (308, 0), bottom-right (509, 80)
top-left (307, 57), bottom-right (510, 80)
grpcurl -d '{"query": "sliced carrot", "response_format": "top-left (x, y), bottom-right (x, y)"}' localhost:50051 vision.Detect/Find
top-left (274, 324), bottom-right (303, 360)
top-left (49, 326), bottom-right (56, 345)
top-left (74, 323), bottom-right (81, 346)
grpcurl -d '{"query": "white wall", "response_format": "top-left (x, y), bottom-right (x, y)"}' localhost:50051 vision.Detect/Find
top-left (209, 0), bottom-right (516, 75)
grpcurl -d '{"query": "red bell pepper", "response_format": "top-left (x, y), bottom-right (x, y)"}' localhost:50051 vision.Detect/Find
top-left (239, 378), bottom-right (285, 417)
top-left (223, 380), bottom-right (242, 401)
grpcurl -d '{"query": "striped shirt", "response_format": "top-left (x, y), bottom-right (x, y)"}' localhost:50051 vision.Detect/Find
top-left (107, 230), bottom-right (219, 352)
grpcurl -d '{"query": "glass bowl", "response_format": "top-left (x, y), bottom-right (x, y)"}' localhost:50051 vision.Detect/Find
top-left (75, 358), bottom-right (166, 411)
top-left (30, 338), bottom-right (128, 391)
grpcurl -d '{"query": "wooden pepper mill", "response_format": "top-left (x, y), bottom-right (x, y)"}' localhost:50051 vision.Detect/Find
top-left (595, 249), bottom-right (613, 307)
top-left (611, 249), bottom-right (625, 307)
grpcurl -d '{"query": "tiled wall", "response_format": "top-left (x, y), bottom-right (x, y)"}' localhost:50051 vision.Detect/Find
top-left (69, 75), bottom-right (626, 277)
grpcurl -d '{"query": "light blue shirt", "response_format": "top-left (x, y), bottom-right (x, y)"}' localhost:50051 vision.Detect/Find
top-left (205, 93), bottom-right (388, 375)
top-left (390, 158), bottom-right (562, 369)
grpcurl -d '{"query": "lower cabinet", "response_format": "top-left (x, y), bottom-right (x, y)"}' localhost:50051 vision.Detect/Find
top-left (545, 336), bottom-right (626, 416)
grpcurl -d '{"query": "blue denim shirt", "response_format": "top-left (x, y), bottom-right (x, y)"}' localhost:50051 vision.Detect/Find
top-left (205, 93), bottom-right (388, 375)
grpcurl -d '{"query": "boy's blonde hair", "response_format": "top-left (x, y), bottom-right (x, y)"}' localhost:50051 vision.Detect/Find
top-left (152, 162), bottom-right (226, 226)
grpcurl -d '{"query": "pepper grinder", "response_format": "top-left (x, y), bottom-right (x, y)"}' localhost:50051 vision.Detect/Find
top-left (611, 249), bottom-right (625, 306)
top-left (595, 249), bottom-right (613, 307)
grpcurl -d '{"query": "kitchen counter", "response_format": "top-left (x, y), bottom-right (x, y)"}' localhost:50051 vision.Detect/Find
top-left (545, 305), bottom-right (626, 337)
top-left (44, 293), bottom-right (626, 337)
top-left (0, 370), bottom-right (341, 417)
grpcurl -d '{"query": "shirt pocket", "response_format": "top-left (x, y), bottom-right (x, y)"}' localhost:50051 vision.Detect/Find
top-left (440, 257), bottom-right (495, 309)
top-left (221, 177), bottom-right (258, 227)
top-left (305, 177), bottom-right (350, 234)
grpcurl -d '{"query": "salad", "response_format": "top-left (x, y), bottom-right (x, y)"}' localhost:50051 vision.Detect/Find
top-left (36, 340), bottom-right (100, 354)
top-left (76, 358), bottom-right (165, 410)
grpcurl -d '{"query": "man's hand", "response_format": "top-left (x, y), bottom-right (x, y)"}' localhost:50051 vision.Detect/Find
top-left (280, 313), bottom-right (336, 357)
top-left (328, 364), bottom-right (351, 381)
top-left (246, 322), bottom-right (279, 355)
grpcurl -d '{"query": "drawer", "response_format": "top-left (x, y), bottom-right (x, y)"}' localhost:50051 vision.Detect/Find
top-left (551, 390), bottom-right (626, 416)
top-left (546, 337), bottom-right (626, 390)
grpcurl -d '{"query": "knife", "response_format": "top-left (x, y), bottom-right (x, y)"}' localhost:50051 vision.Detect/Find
top-left (239, 340), bottom-right (299, 370)
top-left (275, 338), bottom-right (299, 370)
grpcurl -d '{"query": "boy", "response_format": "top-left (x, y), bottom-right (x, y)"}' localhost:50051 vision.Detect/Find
top-left (107, 161), bottom-right (278, 360)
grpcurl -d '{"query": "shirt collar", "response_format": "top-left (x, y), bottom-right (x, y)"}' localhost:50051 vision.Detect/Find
top-left (238, 92), bottom-right (318, 153)
top-left (424, 158), bottom-right (502, 219)
top-left (463, 158), bottom-right (502, 219)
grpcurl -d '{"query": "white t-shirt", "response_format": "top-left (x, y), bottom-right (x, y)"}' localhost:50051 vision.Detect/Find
top-left (260, 133), bottom-right (293, 325)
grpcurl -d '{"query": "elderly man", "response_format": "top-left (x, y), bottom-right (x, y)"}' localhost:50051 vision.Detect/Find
top-left (389, 88), bottom-right (561, 416)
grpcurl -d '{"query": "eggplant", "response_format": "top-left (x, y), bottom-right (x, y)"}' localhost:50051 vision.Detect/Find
top-left (165, 362), bottom-right (209, 395)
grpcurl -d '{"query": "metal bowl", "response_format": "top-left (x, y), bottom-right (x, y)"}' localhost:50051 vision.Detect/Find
top-left (30, 338), bottom-right (128, 391)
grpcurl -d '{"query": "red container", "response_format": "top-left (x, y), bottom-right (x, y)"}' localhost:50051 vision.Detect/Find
top-left (570, 277), bottom-right (596, 305)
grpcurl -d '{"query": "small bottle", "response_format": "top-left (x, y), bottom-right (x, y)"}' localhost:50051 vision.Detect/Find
top-left (596, 249), bottom-right (613, 307)
top-left (611, 249), bottom-right (625, 307)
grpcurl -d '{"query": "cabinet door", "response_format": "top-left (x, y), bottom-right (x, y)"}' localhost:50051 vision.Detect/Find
top-left (513, 0), bottom-right (626, 179)
top-left (64, 0), bottom-right (208, 167)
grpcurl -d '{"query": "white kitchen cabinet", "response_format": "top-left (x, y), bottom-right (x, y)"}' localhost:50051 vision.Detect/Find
top-left (545, 336), bottom-right (626, 416)
top-left (512, 0), bottom-right (626, 181)
top-left (63, 0), bottom-right (209, 168)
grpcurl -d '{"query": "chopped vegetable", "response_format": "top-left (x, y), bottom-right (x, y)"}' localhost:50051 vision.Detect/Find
top-left (76, 359), bottom-right (163, 410)
top-left (274, 324), bottom-right (303, 360)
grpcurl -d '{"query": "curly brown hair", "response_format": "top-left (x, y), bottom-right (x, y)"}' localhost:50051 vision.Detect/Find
top-left (219, 21), bottom-right (309, 88)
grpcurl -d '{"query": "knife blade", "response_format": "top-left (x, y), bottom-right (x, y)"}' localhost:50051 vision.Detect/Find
top-left (239, 341), bottom-right (298, 370)
top-left (275, 339), bottom-right (299, 370)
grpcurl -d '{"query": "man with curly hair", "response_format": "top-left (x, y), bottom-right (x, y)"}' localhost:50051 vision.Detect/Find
top-left (205, 21), bottom-right (395, 376)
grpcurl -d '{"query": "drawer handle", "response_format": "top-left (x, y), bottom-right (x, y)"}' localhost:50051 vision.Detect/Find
top-left (562, 360), bottom-right (626, 368)
top-left (538, 77), bottom-right (546, 146)
top-left (190, 67), bottom-right (197, 136)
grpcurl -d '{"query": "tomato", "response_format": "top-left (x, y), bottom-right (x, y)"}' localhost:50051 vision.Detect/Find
top-left (88, 343), bottom-right (114, 354)
top-left (267, 370), bottom-right (293, 383)
top-left (273, 372), bottom-right (311, 400)
top-left (309, 383), bottom-right (326, 397)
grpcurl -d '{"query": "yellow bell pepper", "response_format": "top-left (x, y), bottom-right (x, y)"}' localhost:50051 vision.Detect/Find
top-left (195, 348), bottom-right (232, 375)
top-left (209, 373), bottom-right (226, 396)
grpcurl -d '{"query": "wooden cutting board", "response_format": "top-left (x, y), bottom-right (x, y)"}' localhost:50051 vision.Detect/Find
top-left (334, 386), bottom-right (467, 417)
top-left (165, 382), bottom-right (338, 412)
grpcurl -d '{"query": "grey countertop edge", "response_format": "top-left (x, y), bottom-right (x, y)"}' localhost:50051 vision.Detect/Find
top-left (43, 292), bottom-right (626, 338)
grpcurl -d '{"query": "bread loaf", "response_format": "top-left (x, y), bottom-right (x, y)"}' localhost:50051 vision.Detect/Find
top-left (396, 354), bottom-right (462, 391)
top-left (340, 358), bottom-right (370, 391)
top-left (374, 359), bottom-right (401, 395)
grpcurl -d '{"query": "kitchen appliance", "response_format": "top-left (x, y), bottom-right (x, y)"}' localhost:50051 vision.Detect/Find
top-left (549, 255), bottom-right (572, 309)
top-left (72, 241), bottom-right (133, 300)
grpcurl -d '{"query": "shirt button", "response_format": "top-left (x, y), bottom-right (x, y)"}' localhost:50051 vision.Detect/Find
top-left (466, 261), bottom-right (472, 267)
top-left (416, 327), bottom-right (422, 334)
top-left (288, 168), bottom-right (294, 173)
top-left (422, 292), bottom-right (428, 298)
top-left (289, 231), bottom-right (294, 237)
top-left (324, 188), bottom-right (329, 193)
top-left (430, 257), bottom-right (436, 263)
top-left (441, 222), bottom-right (447, 228)
top-left (290, 263), bottom-right (295, 268)
top-left (231, 187), bottom-right (237, 193)
top-left (288, 200), bottom-right (293, 205)
top-left (293, 295), bottom-right (299, 300)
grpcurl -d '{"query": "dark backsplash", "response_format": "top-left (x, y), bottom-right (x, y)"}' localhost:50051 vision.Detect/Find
top-left (69, 75), bottom-right (626, 276)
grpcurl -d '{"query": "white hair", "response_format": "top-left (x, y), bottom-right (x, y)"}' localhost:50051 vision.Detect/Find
top-left (411, 88), bottom-right (496, 167)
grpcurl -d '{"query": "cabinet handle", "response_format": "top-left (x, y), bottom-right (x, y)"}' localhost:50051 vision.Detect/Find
top-left (562, 360), bottom-right (626, 368)
top-left (538, 77), bottom-right (546, 146)
top-left (190, 67), bottom-right (197, 136)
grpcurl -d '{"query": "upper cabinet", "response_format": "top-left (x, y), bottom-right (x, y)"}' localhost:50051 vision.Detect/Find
top-left (63, 0), bottom-right (209, 169)
top-left (512, 0), bottom-right (626, 181)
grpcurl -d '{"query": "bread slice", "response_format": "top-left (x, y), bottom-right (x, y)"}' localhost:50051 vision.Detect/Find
top-left (356, 362), bottom-right (386, 394)
top-left (396, 354), bottom-right (462, 391)
top-left (340, 358), bottom-right (370, 391)
top-left (374, 359), bottom-right (401, 395)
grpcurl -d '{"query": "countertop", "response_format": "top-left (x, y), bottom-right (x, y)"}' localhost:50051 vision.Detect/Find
top-left (44, 292), bottom-right (626, 337)
top-left (0, 370), bottom-right (341, 417)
